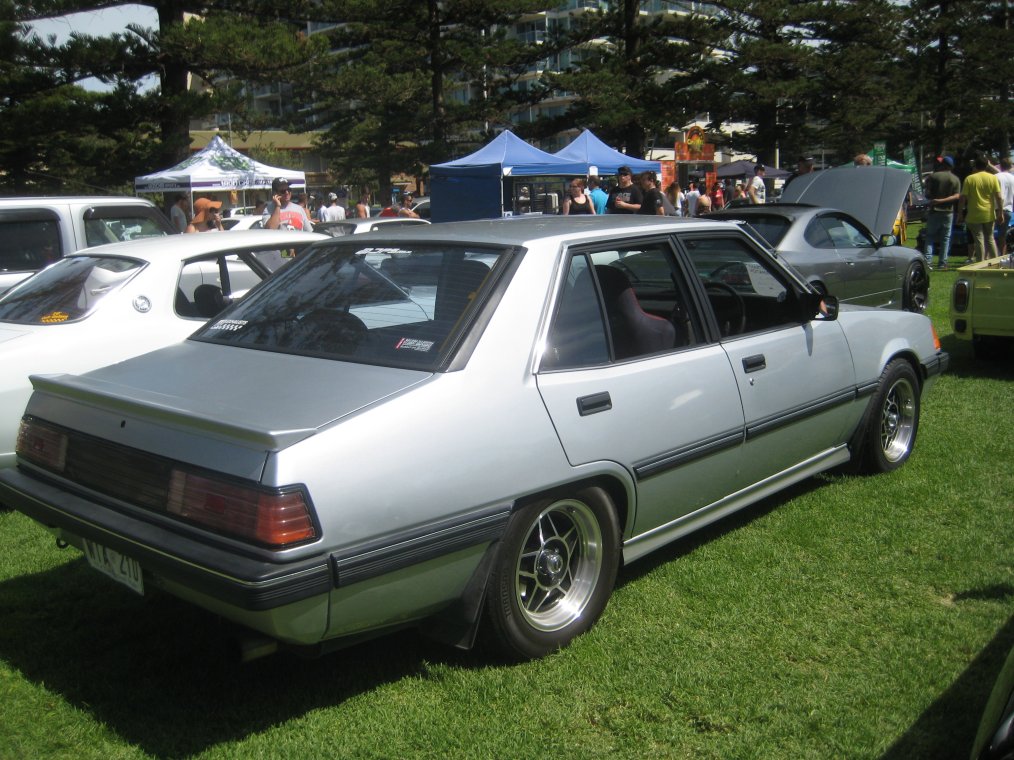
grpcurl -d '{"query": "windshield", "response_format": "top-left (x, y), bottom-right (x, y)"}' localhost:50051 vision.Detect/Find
top-left (0, 255), bottom-right (145, 324)
top-left (192, 241), bottom-right (508, 370)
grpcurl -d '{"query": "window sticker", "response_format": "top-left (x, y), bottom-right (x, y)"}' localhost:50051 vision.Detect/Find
top-left (394, 337), bottom-right (434, 352)
top-left (208, 319), bottom-right (248, 332)
top-left (40, 311), bottom-right (70, 323)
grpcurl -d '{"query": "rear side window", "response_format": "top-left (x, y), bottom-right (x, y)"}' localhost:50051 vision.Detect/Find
top-left (0, 255), bottom-right (144, 324)
top-left (543, 241), bottom-right (702, 369)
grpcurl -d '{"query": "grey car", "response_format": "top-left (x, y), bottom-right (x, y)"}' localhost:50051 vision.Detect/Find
top-left (710, 166), bottom-right (930, 313)
top-left (0, 216), bottom-right (947, 662)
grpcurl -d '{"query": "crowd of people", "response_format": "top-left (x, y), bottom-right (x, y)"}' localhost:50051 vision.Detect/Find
top-left (167, 149), bottom-right (1014, 267)
top-left (560, 165), bottom-right (753, 218)
top-left (166, 179), bottom-right (415, 234)
top-left (921, 151), bottom-right (1012, 269)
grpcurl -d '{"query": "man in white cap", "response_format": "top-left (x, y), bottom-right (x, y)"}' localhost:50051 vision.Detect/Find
top-left (318, 191), bottom-right (347, 222)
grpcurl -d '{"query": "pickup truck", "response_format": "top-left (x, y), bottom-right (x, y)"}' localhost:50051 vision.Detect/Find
top-left (0, 196), bottom-right (175, 294)
top-left (950, 254), bottom-right (1014, 358)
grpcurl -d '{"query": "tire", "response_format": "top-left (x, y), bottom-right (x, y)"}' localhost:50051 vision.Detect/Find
top-left (483, 486), bottom-right (620, 661)
top-left (903, 260), bottom-right (929, 313)
top-left (852, 359), bottom-right (920, 473)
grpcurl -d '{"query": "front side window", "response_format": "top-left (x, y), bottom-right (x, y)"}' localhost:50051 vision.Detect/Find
top-left (83, 206), bottom-right (173, 247)
top-left (682, 236), bottom-right (799, 336)
top-left (818, 214), bottom-right (875, 249)
top-left (0, 219), bottom-right (63, 274)
top-left (0, 255), bottom-right (145, 324)
top-left (193, 242), bottom-right (507, 370)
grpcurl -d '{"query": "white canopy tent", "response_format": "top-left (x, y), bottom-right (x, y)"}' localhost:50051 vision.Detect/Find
top-left (134, 136), bottom-right (306, 208)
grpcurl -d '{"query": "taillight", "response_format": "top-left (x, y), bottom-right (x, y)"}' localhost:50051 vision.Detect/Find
top-left (952, 280), bottom-right (970, 313)
top-left (168, 470), bottom-right (316, 548)
top-left (931, 324), bottom-right (942, 351)
top-left (16, 418), bottom-right (67, 472)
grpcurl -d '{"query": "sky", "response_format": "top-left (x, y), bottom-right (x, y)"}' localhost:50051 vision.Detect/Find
top-left (29, 5), bottom-right (159, 91)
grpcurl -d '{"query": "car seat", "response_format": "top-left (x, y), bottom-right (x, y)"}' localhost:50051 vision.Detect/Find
top-left (594, 265), bottom-right (676, 359)
top-left (193, 284), bottom-right (229, 318)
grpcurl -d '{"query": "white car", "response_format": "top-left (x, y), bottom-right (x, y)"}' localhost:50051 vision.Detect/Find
top-left (316, 217), bottom-right (430, 236)
top-left (0, 230), bottom-right (325, 468)
top-left (221, 214), bottom-right (265, 231)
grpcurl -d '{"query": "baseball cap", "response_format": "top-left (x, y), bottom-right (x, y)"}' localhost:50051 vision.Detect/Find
top-left (617, 165), bottom-right (632, 176)
top-left (271, 177), bottom-right (290, 193)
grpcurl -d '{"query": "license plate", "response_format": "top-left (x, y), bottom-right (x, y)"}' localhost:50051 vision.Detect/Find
top-left (83, 539), bottom-right (144, 595)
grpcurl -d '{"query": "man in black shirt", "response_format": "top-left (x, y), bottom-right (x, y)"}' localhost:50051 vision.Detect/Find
top-left (606, 166), bottom-right (642, 213)
top-left (636, 171), bottom-right (665, 216)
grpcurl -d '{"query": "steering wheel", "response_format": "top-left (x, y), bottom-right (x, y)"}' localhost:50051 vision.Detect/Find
top-left (705, 282), bottom-right (746, 337)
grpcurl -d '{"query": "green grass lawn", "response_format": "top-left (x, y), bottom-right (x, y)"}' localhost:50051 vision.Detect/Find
top-left (1, 240), bottom-right (1011, 759)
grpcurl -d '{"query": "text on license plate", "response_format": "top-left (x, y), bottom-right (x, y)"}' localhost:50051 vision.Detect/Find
top-left (83, 539), bottom-right (144, 595)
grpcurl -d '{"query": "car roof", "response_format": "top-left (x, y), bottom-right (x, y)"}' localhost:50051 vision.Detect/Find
top-left (326, 215), bottom-right (741, 248)
top-left (0, 196), bottom-right (156, 206)
top-left (66, 230), bottom-right (328, 262)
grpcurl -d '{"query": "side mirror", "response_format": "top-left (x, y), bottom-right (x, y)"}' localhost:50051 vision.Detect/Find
top-left (879, 234), bottom-right (898, 247)
top-left (801, 292), bottom-right (838, 321)
top-left (819, 294), bottom-right (839, 320)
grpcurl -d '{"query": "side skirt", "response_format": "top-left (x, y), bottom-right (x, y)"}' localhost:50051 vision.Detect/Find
top-left (622, 444), bottom-right (851, 565)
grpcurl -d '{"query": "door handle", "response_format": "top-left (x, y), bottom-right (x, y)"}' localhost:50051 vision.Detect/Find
top-left (577, 392), bottom-right (612, 416)
top-left (742, 354), bottom-right (766, 373)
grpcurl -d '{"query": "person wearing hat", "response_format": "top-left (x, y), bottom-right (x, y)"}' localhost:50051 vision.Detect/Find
top-left (748, 163), bottom-right (766, 204)
top-left (263, 177), bottom-right (313, 231)
top-left (185, 197), bottom-right (224, 233)
top-left (318, 191), bottom-right (347, 222)
top-left (924, 155), bottom-right (961, 270)
top-left (605, 166), bottom-right (642, 214)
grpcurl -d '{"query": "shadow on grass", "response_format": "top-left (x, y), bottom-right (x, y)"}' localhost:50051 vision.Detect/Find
top-left (614, 477), bottom-right (824, 588)
top-left (938, 334), bottom-right (1014, 380)
top-left (0, 556), bottom-right (483, 758)
top-left (881, 613), bottom-right (1014, 760)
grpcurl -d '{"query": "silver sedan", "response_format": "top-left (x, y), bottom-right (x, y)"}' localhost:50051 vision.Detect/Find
top-left (0, 216), bottom-right (947, 661)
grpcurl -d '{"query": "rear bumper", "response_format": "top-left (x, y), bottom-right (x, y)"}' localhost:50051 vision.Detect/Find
top-left (0, 467), bottom-right (333, 612)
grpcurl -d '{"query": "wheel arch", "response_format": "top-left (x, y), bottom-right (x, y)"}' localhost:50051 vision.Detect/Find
top-left (420, 471), bottom-right (632, 651)
top-left (513, 473), bottom-right (633, 555)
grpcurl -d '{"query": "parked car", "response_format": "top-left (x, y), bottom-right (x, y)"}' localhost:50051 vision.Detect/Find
top-left (0, 216), bottom-right (947, 662)
top-left (221, 214), bottom-right (265, 231)
top-left (710, 166), bottom-right (930, 313)
top-left (315, 217), bottom-right (430, 236)
top-left (0, 196), bottom-right (175, 294)
top-left (951, 254), bottom-right (1014, 359)
top-left (0, 229), bottom-right (325, 469)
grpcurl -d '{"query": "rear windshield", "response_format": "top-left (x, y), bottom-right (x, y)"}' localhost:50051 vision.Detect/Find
top-left (717, 214), bottom-right (791, 247)
top-left (0, 255), bottom-right (145, 324)
top-left (192, 241), bottom-right (508, 370)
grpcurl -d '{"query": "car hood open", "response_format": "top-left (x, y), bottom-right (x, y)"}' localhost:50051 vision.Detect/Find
top-left (781, 165), bottom-right (913, 237)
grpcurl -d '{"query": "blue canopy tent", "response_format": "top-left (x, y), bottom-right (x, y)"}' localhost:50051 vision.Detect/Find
top-left (430, 131), bottom-right (588, 222)
top-left (553, 129), bottom-right (661, 176)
